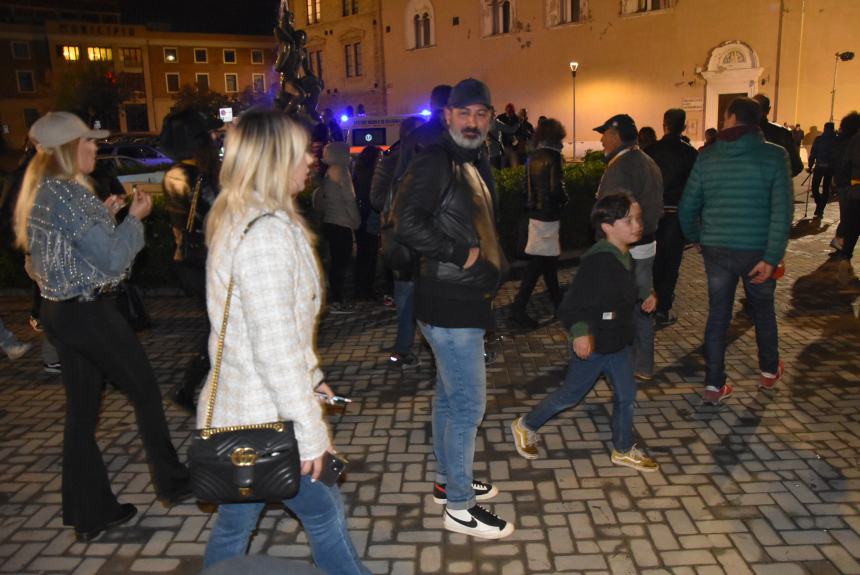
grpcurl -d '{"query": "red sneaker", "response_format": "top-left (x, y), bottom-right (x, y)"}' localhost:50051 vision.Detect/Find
top-left (759, 360), bottom-right (785, 390)
top-left (703, 383), bottom-right (733, 405)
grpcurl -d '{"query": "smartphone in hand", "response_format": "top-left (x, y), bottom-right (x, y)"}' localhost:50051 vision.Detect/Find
top-left (317, 452), bottom-right (348, 486)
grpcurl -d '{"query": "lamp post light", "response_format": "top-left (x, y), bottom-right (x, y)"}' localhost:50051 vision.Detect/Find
top-left (569, 61), bottom-right (579, 160)
top-left (830, 51), bottom-right (855, 122)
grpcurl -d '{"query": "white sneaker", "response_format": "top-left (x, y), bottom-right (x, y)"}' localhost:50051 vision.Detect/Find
top-left (3, 341), bottom-right (32, 360)
top-left (443, 505), bottom-right (515, 540)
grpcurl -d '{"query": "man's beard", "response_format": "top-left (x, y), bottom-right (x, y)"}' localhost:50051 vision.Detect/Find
top-left (449, 126), bottom-right (487, 150)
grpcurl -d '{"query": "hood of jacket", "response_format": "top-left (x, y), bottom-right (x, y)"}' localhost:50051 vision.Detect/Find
top-left (323, 141), bottom-right (351, 167)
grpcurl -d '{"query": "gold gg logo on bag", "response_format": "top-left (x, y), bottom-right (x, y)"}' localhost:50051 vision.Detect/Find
top-left (230, 447), bottom-right (258, 467)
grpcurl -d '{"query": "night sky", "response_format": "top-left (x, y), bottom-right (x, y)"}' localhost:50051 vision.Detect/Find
top-left (121, 0), bottom-right (281, 35)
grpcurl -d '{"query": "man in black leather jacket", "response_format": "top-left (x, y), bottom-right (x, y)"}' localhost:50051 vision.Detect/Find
top-left (509, 118), bottom-right (568, 328)
top-left (752, 94), bottom-right (803, 177)
top-left (394, 78), bottom-right (513, 540)
top-left (644, 108), bottom-right (698, 326)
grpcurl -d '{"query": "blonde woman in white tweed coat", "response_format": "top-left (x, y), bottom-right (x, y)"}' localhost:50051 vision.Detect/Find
top-left (199, 110), bottom-right (370, 574)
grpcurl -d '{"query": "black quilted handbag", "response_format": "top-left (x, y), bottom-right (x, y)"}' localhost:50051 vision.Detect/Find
top-left (188, 215), bottom-right (301, 503)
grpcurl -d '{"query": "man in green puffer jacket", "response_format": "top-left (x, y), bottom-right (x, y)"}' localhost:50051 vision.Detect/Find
top-left (679, 97), bottom-right (793, 406)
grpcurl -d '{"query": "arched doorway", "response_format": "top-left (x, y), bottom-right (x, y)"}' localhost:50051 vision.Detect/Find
top-left (701, 41), bottom-right (763, 131)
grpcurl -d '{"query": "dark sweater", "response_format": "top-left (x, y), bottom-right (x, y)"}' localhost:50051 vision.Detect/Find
top-left (558, 240), bottom-right (646, 354)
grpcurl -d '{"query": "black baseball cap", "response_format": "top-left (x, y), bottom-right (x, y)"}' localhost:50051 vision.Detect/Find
top-left (447, 78), bottom-right (492, 109)
top-left (593, 114), bottom-right (637, 141)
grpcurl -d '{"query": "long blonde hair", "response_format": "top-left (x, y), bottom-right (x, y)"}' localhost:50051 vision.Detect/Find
top-left (206, 110), bottom-right (312, 245)
top-left (14, 139), bottom-right (90, 250)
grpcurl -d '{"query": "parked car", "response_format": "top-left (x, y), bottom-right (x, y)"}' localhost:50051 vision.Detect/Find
top-left (97, 143), bottom-right (174, 168)
top-left (95, 155), bottom-right (167, 194)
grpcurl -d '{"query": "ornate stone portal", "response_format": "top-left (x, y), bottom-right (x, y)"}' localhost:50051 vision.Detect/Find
top-left (701, 41), bottom-right (764, 131)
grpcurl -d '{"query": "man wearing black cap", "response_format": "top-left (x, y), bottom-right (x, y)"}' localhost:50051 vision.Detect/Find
top-left (594, 114), bottom-right (663, 382)
top-left (752, 94), bottom-right (803, 177)
top-left (394, 78), bottom-right (513, 540)
top-left (644, 108), bottom-right (698, 326)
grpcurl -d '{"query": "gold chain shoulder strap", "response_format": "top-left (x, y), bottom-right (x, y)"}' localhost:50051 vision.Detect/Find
top-left (202, 213), bottom-right (275, 431)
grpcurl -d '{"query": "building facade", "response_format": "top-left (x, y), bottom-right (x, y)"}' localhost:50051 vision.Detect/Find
top-left (2, 0), bottom-right (857, 156)
top-left (290, 0), bottom-right (388, 117)
top-left (0, 16), bottom-right (278, 148)
top-left (378, 0), bottom-right (860, 155)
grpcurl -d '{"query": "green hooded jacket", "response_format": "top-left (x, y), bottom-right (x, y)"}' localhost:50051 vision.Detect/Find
top-left (678, 130), bottom-right (793, 265)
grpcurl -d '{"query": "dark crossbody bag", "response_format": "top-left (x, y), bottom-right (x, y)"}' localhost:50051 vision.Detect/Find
top-left (188, 214), bottom-right (301, 503)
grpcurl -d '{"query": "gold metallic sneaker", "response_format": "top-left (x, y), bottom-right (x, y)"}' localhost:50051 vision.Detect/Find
top-left (611, 445), bottom-right (659, 472)
top-left (511, 416), bottom-right (539, 460)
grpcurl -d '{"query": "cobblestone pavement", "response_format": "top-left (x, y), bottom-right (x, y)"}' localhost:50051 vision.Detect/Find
top-left (1, 196), bottom-right (859, 575)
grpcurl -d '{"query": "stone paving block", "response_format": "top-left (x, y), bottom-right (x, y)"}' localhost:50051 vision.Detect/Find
top-left (2, 200), bottom-right (860, 574)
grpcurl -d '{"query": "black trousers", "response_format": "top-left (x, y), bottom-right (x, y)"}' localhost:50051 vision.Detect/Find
top-left (354, 230), bottom-right (379, 300)
top-left (174, 263), bottom-right (210, 399)
top-left (41, 298), bottom-right (189, 532)
top-left (842, 192), bottom-right (860, 259)
top-left (811, 167), bottom-right (832, 216)
top-left (513, 255), bottom-right (560, 311)
top-left (654, 214), bottom-right (686, 315)
top-left (323, 223), bottom-right (353, 303)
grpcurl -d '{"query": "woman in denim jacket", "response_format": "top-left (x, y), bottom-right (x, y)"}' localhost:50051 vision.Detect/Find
top-left (14, 112), bottom-right (190, 542)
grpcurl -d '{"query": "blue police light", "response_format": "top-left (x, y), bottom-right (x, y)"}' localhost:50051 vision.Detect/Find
top-left (420, 109), bottom-right (432, 117)
top-left (340, 114), bottom-right (349, 123)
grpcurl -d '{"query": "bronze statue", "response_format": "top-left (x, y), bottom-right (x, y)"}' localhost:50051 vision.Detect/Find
top-left (274, 0), bottom-right (323, 123)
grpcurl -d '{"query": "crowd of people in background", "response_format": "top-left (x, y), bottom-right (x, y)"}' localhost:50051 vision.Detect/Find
top-left (0, 77), bottom-right (859, 571)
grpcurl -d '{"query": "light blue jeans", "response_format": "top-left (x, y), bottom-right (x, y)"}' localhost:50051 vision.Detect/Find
top-left (202, 475), bottom-right (370, 574)
top-left (0, 315), bottom-right (21, 350)
top-left (417, 322), bottom-right (486, 510)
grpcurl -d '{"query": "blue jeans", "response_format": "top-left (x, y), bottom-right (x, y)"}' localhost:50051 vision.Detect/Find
top-left (393, 280), bottom-right (416, 355)
top-left (632, 256), bottom-right (655, 376)
top-left (524, 346), bottom-right (637, 453)
top-left (418, 322), bottom-right (486, 510)
top-left (701, 246), bottom-right (780, 389)
top-left (0, 315), bottom-right (19, 350)
top-left (203, 475), bottom-right (370, 574)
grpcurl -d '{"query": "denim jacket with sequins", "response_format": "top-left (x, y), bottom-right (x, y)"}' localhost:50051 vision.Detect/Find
top-left (27, 178), bottom-right (145, 301)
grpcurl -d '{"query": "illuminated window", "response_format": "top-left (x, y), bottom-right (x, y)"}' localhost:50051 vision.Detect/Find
top-left (306, 0), bottom-right (321, 23)
top-left (165, 72), bottom-right (179, 93)
top-left (11, 41), bottom-right (30, 60)
top-left (163, 47), bottom-right (178, 63)
top-left (87, 46), bottom-right (112, 61)
top-left (61, 45), bottom-right (80, 61)
top-left (194, 48), bottom-right (208, 63)
top-left (196, 73), bottom-right (209, 91)
top-left (16, 70), bottom-right (35, 93)
top-left (252, 73), bottom-right (265, 92)
top-left (223, 49), bottom-right (236, 64)
top-left (251, 49), bottom-right (264, 64)
top-left (225, 73), bottom-right (238, 92)
top-left (121, 47), bottom-right (142, 64)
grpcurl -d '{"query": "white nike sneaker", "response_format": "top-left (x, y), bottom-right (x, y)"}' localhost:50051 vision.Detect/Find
top-left (443, 505), bottom-right (514, 539)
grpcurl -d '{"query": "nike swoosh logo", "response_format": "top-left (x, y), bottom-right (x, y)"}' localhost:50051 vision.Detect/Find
top-left (446, 512), bottom-right (478, 529)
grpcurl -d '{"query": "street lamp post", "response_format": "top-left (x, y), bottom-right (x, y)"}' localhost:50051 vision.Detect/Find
top-left (829, 51), bottom-right (855, 122)
top-left (570, 61), bottom-right (578, 160)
